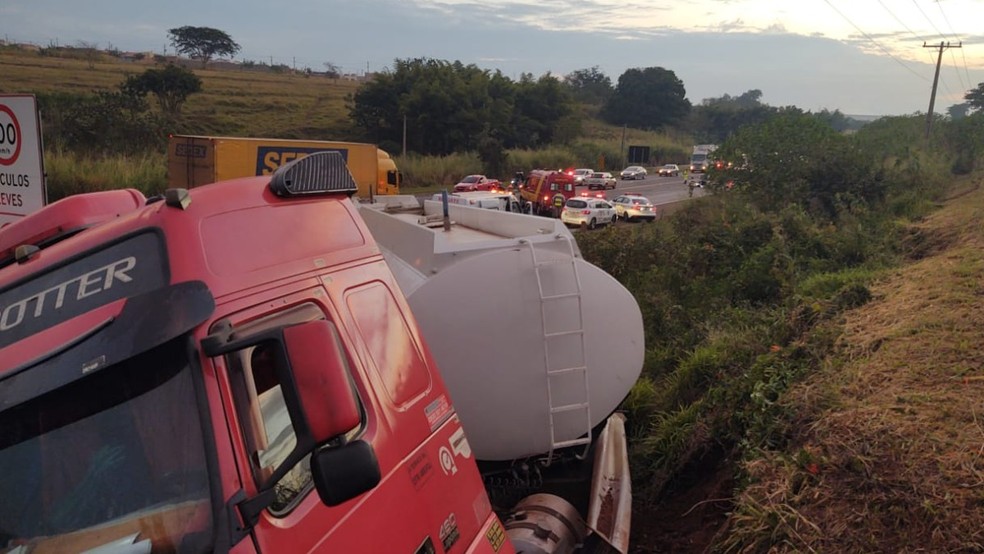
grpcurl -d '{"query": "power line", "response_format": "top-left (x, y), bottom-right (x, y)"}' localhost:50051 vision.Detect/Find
top-left (823, 0), bottom-right (929, 81)
top-left (875, 0), bottom-right (942, 80)
top-left (876, 0), bottom-right (921, 39)
top-left (933, 0), bottom-right (974, 90)
top-left (948, 48), bottom-right (967, 91)
top-left (910, 0), bottom-right (946, 38)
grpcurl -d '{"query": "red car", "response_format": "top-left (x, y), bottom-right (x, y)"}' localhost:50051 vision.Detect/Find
top-left (453, 174), bottom-right (501, 192)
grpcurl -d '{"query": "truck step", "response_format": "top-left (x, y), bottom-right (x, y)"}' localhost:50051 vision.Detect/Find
top-left (544, 329), bottom-right (584, 339)
top-left (541, 292), bottom-right (580, 301)
top-left (551, 402), bottom-right (590, 414)
top-left (535, 258), bottom-right (575, 267)
top-left (547, 366), bottom-right (586, 376)
top-left (553, 437), bottom-right (592, 449)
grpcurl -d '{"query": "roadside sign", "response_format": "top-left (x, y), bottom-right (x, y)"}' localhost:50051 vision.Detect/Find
top-left (0, 95), bottom-right (46, 227)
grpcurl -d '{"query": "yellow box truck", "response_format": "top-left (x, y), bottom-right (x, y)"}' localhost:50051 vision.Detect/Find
top-left (167, 135), bottom-right (401, 198)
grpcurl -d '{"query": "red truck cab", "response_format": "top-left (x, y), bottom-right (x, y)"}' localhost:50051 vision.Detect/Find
top-left (0, 154), bottom-right (509, 553)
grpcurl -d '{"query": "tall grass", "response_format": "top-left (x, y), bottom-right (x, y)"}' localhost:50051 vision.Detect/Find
top-left (44, 150), bottom-right (167, 201)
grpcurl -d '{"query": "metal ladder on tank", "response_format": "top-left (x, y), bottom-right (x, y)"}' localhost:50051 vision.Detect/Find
top-left (525, 235), bottom-right (592, 465)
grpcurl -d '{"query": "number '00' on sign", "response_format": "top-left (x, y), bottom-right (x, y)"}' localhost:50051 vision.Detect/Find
top-left (0, 104), bottom-right (22, 166)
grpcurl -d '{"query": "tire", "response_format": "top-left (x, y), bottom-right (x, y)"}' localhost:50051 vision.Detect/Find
top-left (611, 215), bottom-right (617, 225)
top-left (588, 218), bottom-right (597, 230)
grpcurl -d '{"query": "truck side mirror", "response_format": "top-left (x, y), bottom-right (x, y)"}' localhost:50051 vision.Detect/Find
top-left (282, 320), bottom-right (361, 444)
top-left (311, 440), bottom-right (381, 506)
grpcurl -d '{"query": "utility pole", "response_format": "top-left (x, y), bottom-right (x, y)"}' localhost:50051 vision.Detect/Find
top-left (620, 124), bottom-right (627, 167)
top-left (923, 41), bottom-right (961, 139)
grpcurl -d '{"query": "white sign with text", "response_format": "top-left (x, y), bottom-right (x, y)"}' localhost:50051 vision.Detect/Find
top-left (0, 95), bottom-right (46, 227)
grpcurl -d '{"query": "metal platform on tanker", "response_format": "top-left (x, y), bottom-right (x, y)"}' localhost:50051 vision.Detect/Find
top-left (358, 194), bottom-right (577, 253)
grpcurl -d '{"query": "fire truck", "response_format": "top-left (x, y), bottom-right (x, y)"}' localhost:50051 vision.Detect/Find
top-left (0, 153), bottom-right (641, 553)
top-left (518, 170), bottom-right (577, 217)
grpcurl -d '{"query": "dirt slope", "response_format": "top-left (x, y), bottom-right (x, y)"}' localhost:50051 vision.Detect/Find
top-left (719, 180), bottom-right (984, 552)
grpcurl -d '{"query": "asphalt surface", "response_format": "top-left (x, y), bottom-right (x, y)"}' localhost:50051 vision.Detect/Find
top-left (581, 173), bottom-right (707, 205)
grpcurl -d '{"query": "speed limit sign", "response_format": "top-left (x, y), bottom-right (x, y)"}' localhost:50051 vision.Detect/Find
top-left (0, 94), bottom-right (46, 227)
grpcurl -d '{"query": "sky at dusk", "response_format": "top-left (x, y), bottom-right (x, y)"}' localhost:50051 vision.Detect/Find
top-left (3, 0), bottom-right (984, 115)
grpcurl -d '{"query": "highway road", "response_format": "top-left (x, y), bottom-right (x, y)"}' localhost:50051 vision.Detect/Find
top-left (583, 173), bottom-right (708, 205)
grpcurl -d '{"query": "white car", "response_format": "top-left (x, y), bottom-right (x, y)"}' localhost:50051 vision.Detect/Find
top-left (610, 194), bottom-right (657, 222)
top-left (620, 166), bottom-right (647, 180)
top-left (571, 168), bottom-right (594, 185)
top-left (560, 197), bottom-right (616, 229)
top-left (584, 171), bottom-right (616, 190)
top-left (657, 164), bottom-right (680, 177)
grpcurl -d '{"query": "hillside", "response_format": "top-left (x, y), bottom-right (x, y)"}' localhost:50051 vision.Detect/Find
top-left (716, 178), bottom-right (984, 552)
top-left (0, 47), bottom-right (360, 139)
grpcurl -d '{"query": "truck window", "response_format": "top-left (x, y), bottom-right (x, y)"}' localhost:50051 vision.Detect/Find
top-left (387, 170), bottom-right (400, 186)
top-left (223, 304), bottom-right (362, 515)
top-left (346, 283), bottom-right (431, 407)
top-left (0, 337), bottom-right (213, 553)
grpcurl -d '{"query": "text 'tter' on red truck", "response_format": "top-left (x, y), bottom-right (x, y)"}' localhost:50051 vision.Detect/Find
top-left (0, 152), bottom-right (643, 553)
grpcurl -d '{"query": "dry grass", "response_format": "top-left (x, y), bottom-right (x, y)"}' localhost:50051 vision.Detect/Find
top-left (720, 178), bottom-right (984, 553)
top-left (0, 49), bottom-right (360, 138)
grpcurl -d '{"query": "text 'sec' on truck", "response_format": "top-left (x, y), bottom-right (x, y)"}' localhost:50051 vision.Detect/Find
top-left (167, 135), bottom-right (401, 199)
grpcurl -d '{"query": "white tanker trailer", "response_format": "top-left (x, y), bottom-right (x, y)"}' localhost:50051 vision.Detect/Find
top-left (359, 196), bottom-right (645, 462)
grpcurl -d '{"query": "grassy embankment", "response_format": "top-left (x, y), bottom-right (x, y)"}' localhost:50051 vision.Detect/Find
top-left (718, 179), bottom-right (984, 552)
top-left (0, 47), bottom-right (689, 199)
top-left (568, 113), bottom-right (984, 551)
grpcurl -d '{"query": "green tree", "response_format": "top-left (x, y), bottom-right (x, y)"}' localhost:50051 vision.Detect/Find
top-left (715, 110), bottom-right (881, 217)
top-left (601, 67), bottom-right (690, 130)
top-left (564, 66), bottom-right (613, 105)
top-left (37, 89), bottom-right (165, 157)
top-left (167, 26), bottom-right (241, 68)
top-left (349, 58), bottom-right (575, 156)
top-left (689, 89), bottom-right (779, 143)
top-left (512, 73), bottom-right (579, 147)
top-left (122, 64), bottom-right (202, 118)
top-left (965, 82), bottom-right (984, 111)
top-left (948, 102), bottom-right (971, 120)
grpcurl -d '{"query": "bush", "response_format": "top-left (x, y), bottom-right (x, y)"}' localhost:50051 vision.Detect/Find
top-left (37, 91), bottom-right (168, 156)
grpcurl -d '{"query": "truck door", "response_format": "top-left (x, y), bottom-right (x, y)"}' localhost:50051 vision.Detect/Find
top-left (209, 281), bottom-right (490, 553)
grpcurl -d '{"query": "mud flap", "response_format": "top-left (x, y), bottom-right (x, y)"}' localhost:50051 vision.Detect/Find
top-left (585, 413), bottom-right (631, 553)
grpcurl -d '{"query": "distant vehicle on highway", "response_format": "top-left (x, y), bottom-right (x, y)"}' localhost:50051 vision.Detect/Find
top-left (585, 171), bottom-right (617, 190)
top-left (610, 194), bottom-right (657, 222)
top-left (572, 168), bottom-right (594, 185)
top-left (620, 166), bottom-right (647, 180)
top-left (453, 174), bottom-right (501, 192)
top-left (657, 164), bottom-right (680, 177)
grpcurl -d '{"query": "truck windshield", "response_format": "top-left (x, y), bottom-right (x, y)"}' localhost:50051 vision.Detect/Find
top-left (0, 336), bottom-right (212, 553)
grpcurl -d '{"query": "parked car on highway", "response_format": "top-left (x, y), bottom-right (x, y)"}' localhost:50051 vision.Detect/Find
top-left (572, 168), bottom-right (594, 185)
top-left (560, 197), bottom-right (616, 229)
top-left (620, 166), bottom-right (647, 180)
top-left (584, 171), bottom-right (617, 190)
top-left (610, 194), bottom-right (657, 222)
top-left (657, 164), bottom-right (680, 177)
top-left (453, 174), bottom-right (502, 192)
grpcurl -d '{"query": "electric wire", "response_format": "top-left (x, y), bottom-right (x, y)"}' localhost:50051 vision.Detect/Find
top-left (873, 0), bottom-right (952, 94)
top-left (933, 0), bottom-right (973, 90)
top-left (823, 0), bottom-right (929, 81)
